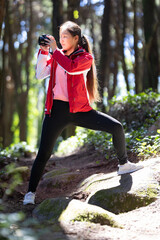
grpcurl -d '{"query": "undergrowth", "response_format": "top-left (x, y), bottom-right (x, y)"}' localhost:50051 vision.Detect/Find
top-left (0, 142), bottom-right (36, 161)
top-left (56, 90), bottom-right (160, 159)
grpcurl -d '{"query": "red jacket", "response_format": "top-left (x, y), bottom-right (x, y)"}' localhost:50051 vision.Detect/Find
top-left (36, 47), bottom-right (93, 114)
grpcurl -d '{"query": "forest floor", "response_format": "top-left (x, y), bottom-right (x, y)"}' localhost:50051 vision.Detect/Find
top-left (1, 147), bottom-right (160, 240)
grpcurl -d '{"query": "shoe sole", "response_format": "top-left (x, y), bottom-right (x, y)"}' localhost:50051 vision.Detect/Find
top-left (23, 201), bottom-right (35, 205)
top-left (118, 166), bottom-right (144, 175)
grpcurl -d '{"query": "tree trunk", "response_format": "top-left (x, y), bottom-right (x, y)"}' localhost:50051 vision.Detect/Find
top-left (19, 0), bottom-right (33, 141)
top-left (98, 0), bottom-right (111, 111)
top-left (121, 0), bottom-right (129, 91)
top-left (6, 0), bottom-right (34, 143)
top-left (1, 4), bottom-right (15, 147)
top-left (109, 51), bottom-right (118, 99)
top-left (0, 0), bottom-right (6, 37)
top-left (3, 72), bottom-right (15, 147)
top-left (67, 0), bottom-right (80, 22)
top-left (133, 0), bottom-right (141, 93)
top-left (17, 92), bottom-right (28, 141)
top-left (52, 0), bottom-right (63, 45)
top-left (142, 0), bottom-right (159, 91)
top-left (87, 0), bottom-right (98, 61)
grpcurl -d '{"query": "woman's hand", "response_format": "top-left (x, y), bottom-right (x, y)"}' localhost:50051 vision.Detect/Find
top-left (45, 35), bottom-right (57, 52)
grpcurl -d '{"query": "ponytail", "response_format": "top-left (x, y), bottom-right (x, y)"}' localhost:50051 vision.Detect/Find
top-left (79, 34), bottom-right (101, 103)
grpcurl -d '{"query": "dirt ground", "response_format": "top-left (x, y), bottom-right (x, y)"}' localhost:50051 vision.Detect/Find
top-left (1, 147), bottom-right (160, 239)
top-left (2, 147), bottom-right (118, 215)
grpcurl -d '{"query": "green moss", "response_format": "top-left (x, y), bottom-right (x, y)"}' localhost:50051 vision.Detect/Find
top-left (73, 212), bottom-right (122, 228)
top-left (43, 168), bottom-right (69, 179)
top-left (136, 184), bottom-right (160, 199)
top-left (89, 189), bottom-right (157, 214)
top-left (33, 198), bottom-right (70, 223)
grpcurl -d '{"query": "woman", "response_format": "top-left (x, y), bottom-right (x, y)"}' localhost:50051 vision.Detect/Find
top-left (23, 21), bottom-right (143, 205)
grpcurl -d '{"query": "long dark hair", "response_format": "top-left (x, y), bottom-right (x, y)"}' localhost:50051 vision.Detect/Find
top-left (60, 21), bottom-right (101, 103)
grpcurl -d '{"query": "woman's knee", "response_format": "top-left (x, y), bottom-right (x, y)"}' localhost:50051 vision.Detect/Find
top-left (113, 120), bottom-right (124, 134)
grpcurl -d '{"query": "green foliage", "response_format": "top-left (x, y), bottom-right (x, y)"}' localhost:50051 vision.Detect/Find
top-left (0, 212), bottom-right (25, 240)
top-left (57, 127), bottom-right (114, 158)
top-left (56, 90), bottom-right (160, 160)
top-left (0, 142), bottom-right (36, 160)
top-left (27, 86), bottom-right (41, 147)
top-left (56, 129), bottom-right (87, 156)
top-left (0, 143), bottom-right (35, 198)
top-left (108, 89), bottom-right (160, 131)
top-left (0, 211), bottom-right (62, 240)
top-left (11, 112), bottom-right (20, 144)
top-left (0, 163), bottom-right (23, 196)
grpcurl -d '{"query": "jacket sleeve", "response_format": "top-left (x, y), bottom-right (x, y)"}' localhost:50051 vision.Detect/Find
top-left (52, 49), bottom-right (93, 75)
top-left (36, 49), bottom-right (52, 80)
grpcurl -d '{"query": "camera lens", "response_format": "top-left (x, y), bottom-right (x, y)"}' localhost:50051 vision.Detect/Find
top-left (38, 35), bottom-right (50, 46)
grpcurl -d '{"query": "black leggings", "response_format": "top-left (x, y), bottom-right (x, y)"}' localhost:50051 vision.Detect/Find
top-left (28, 100), bottom-right (128, 192)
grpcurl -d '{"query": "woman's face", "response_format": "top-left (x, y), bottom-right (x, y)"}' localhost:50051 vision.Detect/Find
top-left (60, 29), bottom-right (79, 53)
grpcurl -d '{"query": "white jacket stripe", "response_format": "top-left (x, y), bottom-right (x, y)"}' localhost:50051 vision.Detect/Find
top-left (58, 63), bottom-right (90, 75)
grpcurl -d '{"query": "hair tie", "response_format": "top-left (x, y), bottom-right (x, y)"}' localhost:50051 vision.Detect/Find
top-left (81, 35), bottom-right (87, 45)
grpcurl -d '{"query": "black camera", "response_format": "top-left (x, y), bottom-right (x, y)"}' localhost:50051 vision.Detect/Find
top-left (38, 34), bottom-right (50, 46)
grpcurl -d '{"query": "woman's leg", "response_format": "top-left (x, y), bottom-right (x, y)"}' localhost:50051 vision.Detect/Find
top-left (71, 110), bottom-right (128, 164)
top-left (28, 101), bottom-right (70, 192)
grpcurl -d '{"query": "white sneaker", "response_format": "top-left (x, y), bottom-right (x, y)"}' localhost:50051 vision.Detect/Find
top-left (118, 161), bottom-right (144, 175)
top-left (23, 192), bottom-right (35, 205)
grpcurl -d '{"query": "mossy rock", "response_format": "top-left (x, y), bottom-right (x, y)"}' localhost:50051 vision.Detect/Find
top-left (88, 187), bottom-right (158, 214)
top-left (40, 172), bottom-right (80, 189)
top-left (42, 168), bottom-right (69, 179)
top-left (32, 197), bottom-right (70, 223)
top-left (59, 199), bottom-right (122, 228)
top-left (78, 162), bottom-right (160, 214)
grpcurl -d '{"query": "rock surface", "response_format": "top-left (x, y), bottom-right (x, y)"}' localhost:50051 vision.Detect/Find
top-left (60, 199), bottom-right (122, 228)
top-left (39, 171), bottom-right (80, 190)
top-left (32, 197), bottom-right (70, 222)
top-left (32, 157), bottom-right (160, 239)
top-left (84, 160), bottom-right (160, 213)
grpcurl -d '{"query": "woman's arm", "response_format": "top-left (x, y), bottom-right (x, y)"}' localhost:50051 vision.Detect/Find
top-left (52, 49), bottom-right (93, 75)
top-left (36, 46), bottom-right (52, 80)
top-left (43, 35), bottom-right (93, 74)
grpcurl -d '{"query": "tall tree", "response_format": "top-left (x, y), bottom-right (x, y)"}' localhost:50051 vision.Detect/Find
top-left (133, 0), bottom-right (141, 93)
top-left (121, 0), bottom-right (129, 91)
top-left (0, 0), bottom-right (35, 146)
top-left (12, 1), bottom-right (33, 141)
top-left (0, 0), bottom-right (6, 146)
top-left (67, 0), bottom-right (80, 22)
top-left (0, 0), bottom-right (15, 147)
top-left (0, 0), bottom-right (5, 37)
top-left (52, 0), bottom-right (63, 44)
top-left (98, 0), bottom-right (111, 111)
top-left (142, 0), bottom-right (159, 91)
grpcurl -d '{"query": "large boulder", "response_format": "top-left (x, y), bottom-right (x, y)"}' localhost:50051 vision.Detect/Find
top-left (78, 158), bottom-right (160, 214)
top-left (59, 199), bottom-right (122, 228)
top-left (32, 197), bottom-right (70, 223)
top-left (42, 168), bottom-right (69, 179)
top-left (33, 197), bottom-right (122, 228)
top-left (39, 171), bottom-right (80, 190)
